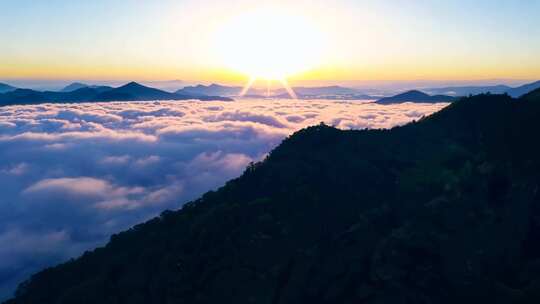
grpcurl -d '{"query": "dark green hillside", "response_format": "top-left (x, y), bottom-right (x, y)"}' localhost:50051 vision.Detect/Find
top-left (6, 93), bottom-right (540, 304)
top-left (521, 88), bottom-right (540, 101)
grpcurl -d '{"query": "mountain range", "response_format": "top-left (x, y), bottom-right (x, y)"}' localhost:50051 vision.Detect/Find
top-left (377, 80), bottom-right (540, 104)
top-left (176, 83), bottom-right (245, 96)
top-left (2, 80), bottom-right (539, 105)
top-left (61, 82), bottom-right (92, 92)
top-left (506, 80), bottom-right (540, 97)
top-left (176, 80), bottom-right (540, 101)
top-left (0, 82), bottom-right (232, 106)
top-left (6, 88), bottom-right (540, 303)
top-left (60, 82), bottom-right (112, 93)
top-left (376, 90), bottom-right (456, 104)
top-left (424, 80), bottom-right (540, 97)
top-left (423, 84), bottom-right (512, 96)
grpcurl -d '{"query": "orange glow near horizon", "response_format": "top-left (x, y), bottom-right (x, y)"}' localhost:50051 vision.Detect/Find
top-left (1, 1), bottom-right (539, 84)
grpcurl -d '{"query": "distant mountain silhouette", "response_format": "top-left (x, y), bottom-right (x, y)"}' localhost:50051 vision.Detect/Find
top-left (61, 82), bottom-right (89, 92)
top-left (0, 89), bottom-right (46, 104)
top-left (424, 85), bottom-right (511, 96)
top-left (377, 90), bottom-right (456, 104)
top-left (506, 80), bottom-right (540, 98)
top-left (424, 80), bottom-right (540, 98)
top-left (0, 82), bottom-right (232, 106)
top-left (7, 92), bottom-right (540, 304)
top-left (94, 82), bottom-right (181, 101)
top-left (176, 84), bottom-right (243, 97)
top-left (61, 82), bottom-right (112, 93)
top-left (177, 84), bottom-right (374, 99)
top-left (0, 82), bottom-right (17, 93)
top-left (0, 87), bottom-right (116, 105)
top-left (91, 85), bottom-right (114, 93)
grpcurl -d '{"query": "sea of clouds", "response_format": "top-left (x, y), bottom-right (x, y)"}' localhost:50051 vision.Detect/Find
top-left (0, 98), bottom-right (447, 299)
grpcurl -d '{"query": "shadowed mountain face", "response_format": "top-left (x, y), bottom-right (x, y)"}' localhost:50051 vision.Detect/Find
top-left (0, 82), bottom-right (232, 106)
top-left (377, 90), bottom-right (456, 104)
top-left (6, 93), bottom-right (540, 304)
top-left (521, 87), bottom-right (540, 101)
top-left (0, 83), bottom-right (17, 94)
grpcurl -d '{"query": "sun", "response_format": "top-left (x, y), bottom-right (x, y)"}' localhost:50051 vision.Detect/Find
top-left (215, 8), bottom-right (324, 97)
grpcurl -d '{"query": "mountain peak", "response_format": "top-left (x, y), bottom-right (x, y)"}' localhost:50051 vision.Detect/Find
top-left (61, 82), bottom-right (89, 92)
top-left (401, 90), bottom-right (429, 96)
top-left (377, 90), bottom-right (455, 104)
top-left (122, 81), bottom-right (145, 88)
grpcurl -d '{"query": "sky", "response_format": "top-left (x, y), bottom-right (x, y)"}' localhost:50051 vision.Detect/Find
top-left (1, 0), bottom-right (539, 85)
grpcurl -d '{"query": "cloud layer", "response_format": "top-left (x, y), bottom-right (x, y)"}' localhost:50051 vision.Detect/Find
top-left (0, 99), bottom-right (447, 299)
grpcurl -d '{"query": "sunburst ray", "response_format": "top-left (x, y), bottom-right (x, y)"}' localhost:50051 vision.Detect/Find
top-left (240, 77), bottom-right (297, 99)
top-left (240, 77), bottom-right (256, 96)
top-left (279, 78), bottom-right (297, 99)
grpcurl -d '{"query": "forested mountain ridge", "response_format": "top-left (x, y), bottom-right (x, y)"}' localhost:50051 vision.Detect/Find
top-left (6, 91), bottom-right (540, 304)
top-left (0, 82), bottom-right (232, 106)
top-left (376, 90), bottom-right (456, 104)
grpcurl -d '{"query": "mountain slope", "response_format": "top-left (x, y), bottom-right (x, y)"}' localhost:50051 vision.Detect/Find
top-left (521, 87), bottom-right (540, 101)
top-left (506, 80), bottom-right (540, 98)
top-left (0, 83), bottom-right (17, 93)
top-left (377, 90), bottom-right (456, 104)
top-left (61, 82), bottom-right (89, 92)
top-left (0, 88), bottom-right (105, 105)
top-left (60, 83), bottom-right (112, 93)
top-left (6, 93), bottom-right (540, 304)
top-left (0, 89), bottom-right (46, 104)
top-left (94, 82), bottom-right (232, 101)
top-left (94, 82), bottom-right (182, 101)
